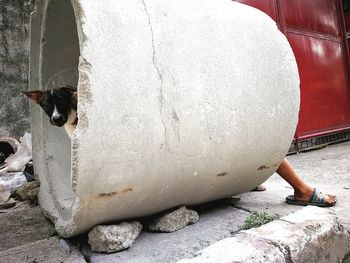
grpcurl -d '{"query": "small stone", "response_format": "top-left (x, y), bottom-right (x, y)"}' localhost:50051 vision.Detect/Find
top-left (88, 221), bottom-right (143, 253)
top-left (0, 172), bottom-right (27, 193)
top-left (0, 197), bottom-right (17, 209)
top-left (16, 181), bottom-right (40, 201)
top-left (0, 185), bottom-right (11, 203)
top-left (149, 206), bottom-right (199, 233)
top-left (27, 187), bottom-right (40, 203)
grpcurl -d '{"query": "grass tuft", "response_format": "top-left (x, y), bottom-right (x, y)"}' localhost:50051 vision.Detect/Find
top-left (240, 212), bottom-right (280, 230)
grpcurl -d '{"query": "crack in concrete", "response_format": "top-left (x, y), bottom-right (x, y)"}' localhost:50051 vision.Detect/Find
top-left (232, 205), bottom-right (253, 214)
top-left (139, 0), bottom-right (170, 150)
top-left (276, 243), bottom-right (293, 263)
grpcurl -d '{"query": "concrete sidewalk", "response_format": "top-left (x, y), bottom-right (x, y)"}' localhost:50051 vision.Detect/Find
top-left (0, 141), bottom-right (349, 262)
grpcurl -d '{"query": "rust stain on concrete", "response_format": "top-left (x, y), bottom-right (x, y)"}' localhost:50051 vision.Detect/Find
top-left (257, 165), bottom-right (270, 171)
top-left (96, 188), bottom-right (133, 198)
top-left (121, 188), bottom-right (133, 193)
top-left (97, 191), bottom-right (118, 198)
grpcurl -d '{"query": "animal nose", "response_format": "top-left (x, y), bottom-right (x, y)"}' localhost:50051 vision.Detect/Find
top-left (52, 115), bottom-right (63, 123)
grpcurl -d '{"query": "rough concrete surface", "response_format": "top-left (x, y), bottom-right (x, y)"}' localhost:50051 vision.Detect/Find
top-left (0, 237), bottom-right (69, 263)
top-left (63, 249), bottom-right (87, 263)
top-left (0, 0), bottom-right (33, 138)
top-left (0, 207), bottom-right (54, 251)
top-left (88, 222), bottom-right (143, 253)
top-left (177, 233), bottom-right (286, 263)
top-left (149, 206), bottom-right (199, 232)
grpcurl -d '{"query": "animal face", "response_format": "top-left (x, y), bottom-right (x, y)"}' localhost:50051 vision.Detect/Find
top-left (24, 86), bottom-right (77, 127)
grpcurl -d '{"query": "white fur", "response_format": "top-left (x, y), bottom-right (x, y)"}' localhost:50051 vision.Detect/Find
top-left (51, 105), bottom-right (60, 122)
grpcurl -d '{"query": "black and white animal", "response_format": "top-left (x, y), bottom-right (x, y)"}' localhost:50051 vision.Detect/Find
top-left (23, 86), bottom-right (78, 137)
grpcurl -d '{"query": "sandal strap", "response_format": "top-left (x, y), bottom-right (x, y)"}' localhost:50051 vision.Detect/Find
top-left (310, 189), bottom-right (325, 203)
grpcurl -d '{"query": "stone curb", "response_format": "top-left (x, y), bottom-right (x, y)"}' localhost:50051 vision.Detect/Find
top-left (177, 206), bottom-right (350, 263)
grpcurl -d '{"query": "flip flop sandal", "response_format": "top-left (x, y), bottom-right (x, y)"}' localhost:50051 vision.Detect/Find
top-left (285, 188), bottom-right (335, 207)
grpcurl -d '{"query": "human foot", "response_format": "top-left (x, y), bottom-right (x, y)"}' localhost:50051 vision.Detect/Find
top-left (286, 188), bottom-right (337, 207)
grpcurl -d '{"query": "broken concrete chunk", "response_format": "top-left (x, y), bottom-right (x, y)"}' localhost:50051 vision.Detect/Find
top-left (16, 181), bottom-right (40, 201)
top-left (0, 172), bottom-right (27, 193)
top-left (0, 198), bottom-right (17, 209)
top-left (0, 132), bottom-right (32, 173)
top-left (88, 221), bottom-right (143, 253)
top-left (26, 187), bottom-right (40, 203)
top-left (149, 206), bottom-right (199, 233)
top-left (0, 185), bottom-right (11, 203)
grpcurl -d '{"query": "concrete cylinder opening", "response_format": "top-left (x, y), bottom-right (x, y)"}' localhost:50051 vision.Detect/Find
top-left (41, 0), bottom-right (79, 217)
top-left (30, 0), bottom-right (300, 237)
top-left (30, 0), bottom-right (80, 233)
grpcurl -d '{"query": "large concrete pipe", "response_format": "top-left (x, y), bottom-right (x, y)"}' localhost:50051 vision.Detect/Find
top-left (29, 0), bottom-right (299, 237)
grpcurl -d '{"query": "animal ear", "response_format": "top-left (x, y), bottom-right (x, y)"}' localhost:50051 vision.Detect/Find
top-left (60, 85), bottom-right (76, 93)
top-left (22, 90), bottom-right (43, 104)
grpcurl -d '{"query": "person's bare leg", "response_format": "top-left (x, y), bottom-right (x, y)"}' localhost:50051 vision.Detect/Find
top-left (277, 158), bottom-right (336, 205)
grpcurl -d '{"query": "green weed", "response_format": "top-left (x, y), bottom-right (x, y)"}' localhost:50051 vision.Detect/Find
top-left (240, 212), bottom-right (280, 230)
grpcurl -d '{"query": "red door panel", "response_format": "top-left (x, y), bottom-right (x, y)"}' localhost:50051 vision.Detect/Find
top-left (237, 0), bottom-right (350, 141)
top-left (281, 0), bottom-right (339, 36)
top-left (287, 33), bottom-right (350, 138)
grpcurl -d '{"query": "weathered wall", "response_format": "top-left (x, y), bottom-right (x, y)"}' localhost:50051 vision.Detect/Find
top-left (0, 0), bottom-right (34, 138)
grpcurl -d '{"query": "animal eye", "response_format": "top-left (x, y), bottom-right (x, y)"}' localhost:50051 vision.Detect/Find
top-left (41, 101), bottom-right (50, 109)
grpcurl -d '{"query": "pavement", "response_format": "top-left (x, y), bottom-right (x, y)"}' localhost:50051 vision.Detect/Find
top-left (0, 140), bottom-right (349, 262)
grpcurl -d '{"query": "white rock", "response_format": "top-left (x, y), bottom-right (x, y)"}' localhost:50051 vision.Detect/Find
top-left (88, 222), bottom-right (143, 253)
top-left (0, 132), bottom-right (32, 173)
top-left (0, 172), bottom-right (27, 193)
top-left (149, 206), bottom-right (199, 232)
top-left (0, 185), bottom-right (11, 203)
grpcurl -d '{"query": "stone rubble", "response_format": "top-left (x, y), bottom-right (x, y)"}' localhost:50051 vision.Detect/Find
top-left (0, 185), bottom-right (11, 203)
top-left (0, 172), bottom-right (27, 193)
top-left (149, 206), bottom-right (199, 233)
top-left (0, 198), bottom-right (17, 209)
top-left (16, 180), bottom-right (40, 203)
top-left (88, 221), bottom-right (143, 253)
top-left (0, 132), bottom-right (32, 173)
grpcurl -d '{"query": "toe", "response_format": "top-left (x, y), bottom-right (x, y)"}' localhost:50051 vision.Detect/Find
top-left (325, 194), bottom-right (337, 205)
